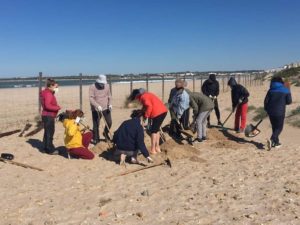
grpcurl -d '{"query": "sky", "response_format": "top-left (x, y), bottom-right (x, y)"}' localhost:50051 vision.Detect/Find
top-left (0, 0), bottom-right (300, 77)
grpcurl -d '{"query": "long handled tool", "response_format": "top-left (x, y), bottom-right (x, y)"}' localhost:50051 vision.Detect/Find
top-left (0, 129), bottom-right (22, 138)
top-left (0, 157), bottom-right (43, 171)
top-left (221, 111), bottom-right (234, 128)
top-left (19, 123), bottom-right (32, 137)
top-left (106, 158), bottom-right (172, 179)
top-left (244, 118), bottom-right (264, 137)
top-left (97, 110), bottom-right (113, 139)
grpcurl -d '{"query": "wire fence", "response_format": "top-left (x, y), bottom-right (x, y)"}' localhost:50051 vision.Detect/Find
top-left (0, 72), bottom-right (265, 131)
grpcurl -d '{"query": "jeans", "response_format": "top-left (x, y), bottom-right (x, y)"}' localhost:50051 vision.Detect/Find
top-left (92, 109), bottom-right (112, 142)
top-left (269, 115), bottom-right (285, 144)
top-left (196, 110), bottom-right (211, 139)
top-left (42, 116), bottom-right (55, 153)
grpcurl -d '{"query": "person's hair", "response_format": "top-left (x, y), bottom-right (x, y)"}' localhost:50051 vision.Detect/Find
top-left (66, 109), bottom-right (84, 119)
top-left (130, 109), bottom-right (144, 118)
top-left (271, 76), bottom-right (284, 84)
top-left (46, 78), bottom-right (57, 88)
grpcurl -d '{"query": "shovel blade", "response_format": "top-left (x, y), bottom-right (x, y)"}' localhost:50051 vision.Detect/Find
top-left (245, 124), bottom-right (261, 137)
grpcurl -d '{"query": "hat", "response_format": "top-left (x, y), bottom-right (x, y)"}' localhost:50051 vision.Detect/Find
top-left (96, 74), bottom-right (107, 84)
top-left (128, 88), bottom-right (145, 101)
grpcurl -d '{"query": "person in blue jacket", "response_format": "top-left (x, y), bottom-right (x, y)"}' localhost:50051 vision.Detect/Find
top-left (264, 76), bottom-right (292, 150)
top-left (113, 109), bottom-right (153, 164)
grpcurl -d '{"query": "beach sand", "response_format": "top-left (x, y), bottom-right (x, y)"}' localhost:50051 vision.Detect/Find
top-left (0, 80), bottom-right (299, 225)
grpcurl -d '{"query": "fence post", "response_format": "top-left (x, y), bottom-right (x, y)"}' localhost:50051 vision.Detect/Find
top-left (200, 75), bottom-right (203, 90)
top-left (222, 76), bottom-right (225, 92)
top-left (130, 75), bottom-right (133, 93)
top-left (38, 72), bottom-right (42, 114)
top-left (108, 76), bottom-right (112, 94)
top-left (146, 74), bottom-right (149, 91)
top-left (79, 73), bottom-right (83, 110)
top-left (162, 74), bottom-right (165, 102)
top-left (192, 75), bottom-right (195, 92)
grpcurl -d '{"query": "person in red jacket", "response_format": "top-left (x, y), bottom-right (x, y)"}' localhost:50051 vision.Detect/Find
top-left (40, 79), bottom-right (61, 154)
top-left (129, 88), bottom-right (167, 154)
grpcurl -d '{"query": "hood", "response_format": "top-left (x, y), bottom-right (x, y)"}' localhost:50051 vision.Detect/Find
top-left (209, 74), bottom-right (216, 82)
top-left (270, 81), bottom-right (284, 89)
top-left (228, 77), bottom-right (237, 86)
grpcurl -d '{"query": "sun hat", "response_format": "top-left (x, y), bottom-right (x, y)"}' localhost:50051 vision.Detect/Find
top-left (96, 74), bottom-right (107, 84)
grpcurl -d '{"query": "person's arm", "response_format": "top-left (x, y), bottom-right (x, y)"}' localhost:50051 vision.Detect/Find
top-left (242, 87), bottom-right (250, 98)
top-left (264, 92), bottom-right (270, 111)
top-left (44, 92), bottom-right (60, 112)
top-left (89, 85), bottom-right (99, 109)
top-left (189, 97), bottom-right (198, 117)
top-left (137, 124), bottom-right (149, 158)
top-left (215, 81), bottom-right (220, 97)
top-left (201, 81), bottom-right (208, 95)
top-left (286, 92), bottom-right (292, 105)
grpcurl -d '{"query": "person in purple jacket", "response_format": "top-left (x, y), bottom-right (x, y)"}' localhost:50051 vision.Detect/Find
top-left (40, 78), bottom-right (61, 154)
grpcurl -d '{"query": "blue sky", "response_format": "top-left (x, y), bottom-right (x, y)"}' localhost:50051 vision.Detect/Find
top-left (0, 0), bottom-right (300, 77)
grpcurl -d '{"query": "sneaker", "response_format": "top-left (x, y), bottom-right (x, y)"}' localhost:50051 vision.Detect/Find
top-left (267, 139), bottom-right (272, 151)
top-left (202, 136), bottom-right (207, 141)
top-left (193, 138), bottom-right (203, 143)
top-left (217, 121), bottom-right (222, 126)
top-left (274, 143), bottom-right (282, 149)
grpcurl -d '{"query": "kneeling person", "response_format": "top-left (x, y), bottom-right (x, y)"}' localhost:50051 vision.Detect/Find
top-left (58, 110), bottom-right (94, 160)
top-left (113, 110), bottom-right (153, 164)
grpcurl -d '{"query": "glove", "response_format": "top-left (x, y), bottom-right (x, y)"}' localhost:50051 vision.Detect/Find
top-left (108, 105), bottom-right (112, 111)
top-left (147, 157), bottom-right (154, 163)
top-left (213, 96), bottom-right (217, 99)
top-left (75, 117), bottom-right (81, 124)
top-left (97, 105), bottom-right (102, 112)
top-left (209, 95), bottom-right (213, 98)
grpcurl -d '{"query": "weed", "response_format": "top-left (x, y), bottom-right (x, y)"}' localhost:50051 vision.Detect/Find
top-left (253, 107), bottom-right (268, 121)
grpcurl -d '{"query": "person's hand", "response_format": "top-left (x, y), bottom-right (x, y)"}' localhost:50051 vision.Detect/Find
top-left (108, 105), bottom-right (112, 111)
top-left (147, 156), bottom-right (154, 163)
top-left (97, 105), bottom-right (102, 112)
top-left (75, 116), bottom-right (81, 124)
top-left (213, 96), bottom-right (217, 99)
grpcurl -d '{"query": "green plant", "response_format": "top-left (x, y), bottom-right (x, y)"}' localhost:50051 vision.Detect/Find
top-left (289, 106), bottom-right (300, 117)
top-left (290, 119), bottom-right (300, 128)
top-left (253, 107), bottom-right (268, 121)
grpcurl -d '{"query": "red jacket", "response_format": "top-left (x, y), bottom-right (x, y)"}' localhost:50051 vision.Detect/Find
top-left (40, 89), bottom-right (60, 117)
top-left (137, 92), bottom-right (167, 119)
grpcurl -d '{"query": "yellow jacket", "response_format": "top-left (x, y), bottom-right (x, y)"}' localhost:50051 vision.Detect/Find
top-left (63, 119), bottom-right (83, 149)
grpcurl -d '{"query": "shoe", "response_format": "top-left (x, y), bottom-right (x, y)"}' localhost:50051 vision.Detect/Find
top-left (217, 121), bottom-right (222, 126)
top-left (267, 139), bottom-right (272, 151)
top-left (173, 134), bottom-right (184, 141)
top-left (131, 157), bottom-right (138, 164)
top-left (193, 138), bottom-right (203, 143)
top-left (202, 136), bottom-right (207, 141)
top-left (47, 150), bottom-right (59, 155)
top-left (274, 143), bottom-right (282, 149)
top-left (236, 128), bottom-right (244, 133)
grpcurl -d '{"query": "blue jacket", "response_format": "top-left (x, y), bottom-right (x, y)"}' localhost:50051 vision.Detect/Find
top-left (264, 82), bottom-right (292, 116)
top-left (170, 89), bottom-right (190, 118)
top-left (112, 117), bottom-right (149, 158)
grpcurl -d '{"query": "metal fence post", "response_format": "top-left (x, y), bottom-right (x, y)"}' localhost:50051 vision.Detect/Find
top-left (146, 74), bottom-right (149, 91)
top-left (162, 74), bottom-right (165, 102)
top-left (108, 76), bottom-right (112, 95)
top-left (130, 75), bottom-right (133, 93)
top-left (222, 76), bottom-right (225, 92)
top-left (79, 73), bottom-right (83, 110)
top-left (38, 72), bottom-right (42, 114)
top-left (192, 75), bottom-right (195, 92)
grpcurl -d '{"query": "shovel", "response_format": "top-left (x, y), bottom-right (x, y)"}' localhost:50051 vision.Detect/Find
top-left (221, 111), bottom-right (234, 128)
top-left (244, 119), bottom-right (264, 137)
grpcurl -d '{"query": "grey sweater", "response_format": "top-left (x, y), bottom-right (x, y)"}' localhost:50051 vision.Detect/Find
top-left (89, 83), bottom-right (112, 111)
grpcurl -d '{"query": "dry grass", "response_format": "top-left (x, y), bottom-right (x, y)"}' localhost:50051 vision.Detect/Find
top-left (253, 107), bottom-right (268, 122)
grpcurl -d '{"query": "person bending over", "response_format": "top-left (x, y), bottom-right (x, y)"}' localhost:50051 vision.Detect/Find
top-left (113, 110), bottom-right (153, 164)
top-left (58, 110), bottom-right (94, 160)
top-left (129, 88), bottom-right (167, 154)
top-left (228, 77), bottom-right (250, 133)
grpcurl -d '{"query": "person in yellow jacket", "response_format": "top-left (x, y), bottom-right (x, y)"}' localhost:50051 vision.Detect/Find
top-left (58, 110), bottom-right (94, 160)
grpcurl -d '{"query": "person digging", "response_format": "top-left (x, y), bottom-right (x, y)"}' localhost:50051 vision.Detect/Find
top-left (112, 109), bottom-right (154, 165)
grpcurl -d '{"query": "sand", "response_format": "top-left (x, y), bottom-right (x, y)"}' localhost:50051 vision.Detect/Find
top-left (0, 80), bottom-right (300, 225)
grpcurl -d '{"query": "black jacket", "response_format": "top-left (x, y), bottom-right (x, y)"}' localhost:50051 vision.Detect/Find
top-left (201, 74), bottom-right (220, 97)
top-left (264, 82), bottom-right (292, 116)
top-left (228, 77), bottom-right (249, 108)
top-left (113, 117), bottom-right (149, 158)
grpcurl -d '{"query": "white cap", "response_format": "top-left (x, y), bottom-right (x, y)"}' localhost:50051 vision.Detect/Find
top-left (96, 74), bottom-right (107, 84)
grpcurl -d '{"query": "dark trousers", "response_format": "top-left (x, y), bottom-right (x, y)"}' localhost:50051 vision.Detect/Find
top-left (92, 109), bottom-right (112, 142)
top-left (169, 108), bottom-right (189, 136)
top-left (69, 132), bottom-right (94, 160)
top-left (207, 98), bottom-right (221, 124)
top-left (42, 116), bottom-right (55, 153)
top-left (269, 115), bottom-right (285, 144)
